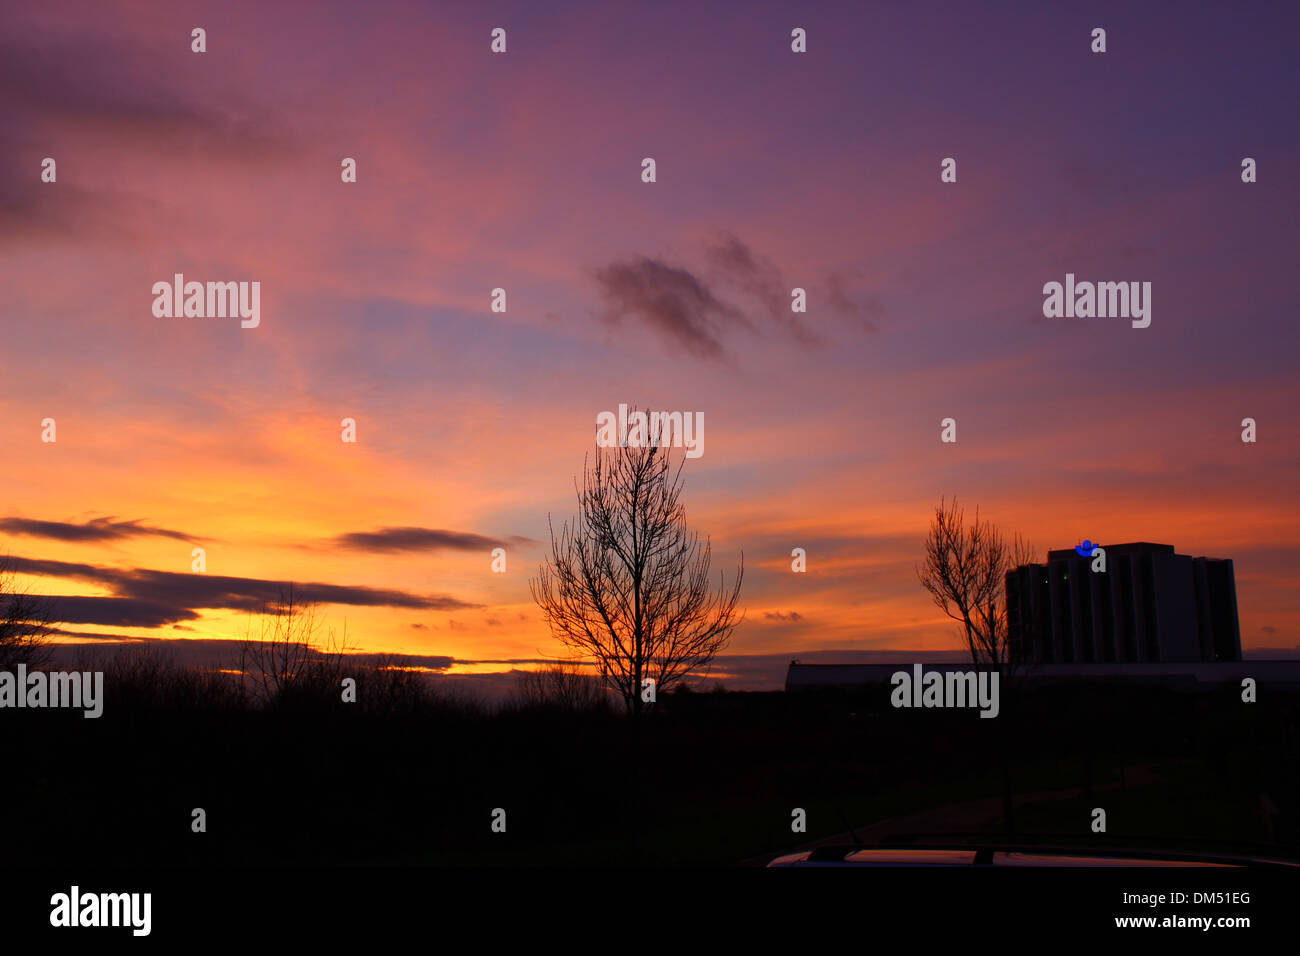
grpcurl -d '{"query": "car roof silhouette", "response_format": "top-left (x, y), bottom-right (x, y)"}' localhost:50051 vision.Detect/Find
top-left (767, 836), bottom-right (1300, 868)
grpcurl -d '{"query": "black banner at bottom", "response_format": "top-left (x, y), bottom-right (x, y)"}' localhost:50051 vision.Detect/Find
top-left (0, 863), bottom-right (1288, 943)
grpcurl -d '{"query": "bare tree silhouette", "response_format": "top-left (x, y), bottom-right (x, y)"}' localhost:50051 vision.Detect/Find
top-left (530, 431), bottom-right (744, 717)
top-left (239, 584), bottom-right (350, 709)
top-left (916, 496), bottom-right (1034, 675)
top-left (0, 558), bottom-right (54, 670)
top-left (916, 497), bottom-right (1033, 840)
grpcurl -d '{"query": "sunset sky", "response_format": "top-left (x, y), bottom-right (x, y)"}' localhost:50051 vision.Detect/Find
top-left (3, 1), bottom-right (1298, 689)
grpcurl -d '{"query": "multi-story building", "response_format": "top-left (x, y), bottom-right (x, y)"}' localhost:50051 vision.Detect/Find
top-left (1005, 542), bottom-right (1241, 664)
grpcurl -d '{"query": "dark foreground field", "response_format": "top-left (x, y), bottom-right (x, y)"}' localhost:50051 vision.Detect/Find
top-left (4, 672), bottom-right (1297, 867)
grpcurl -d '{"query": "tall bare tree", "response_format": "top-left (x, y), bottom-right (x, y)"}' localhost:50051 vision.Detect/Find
top-left (917, 497), bottom-right (1034, 840)
top-left (0, 559), bottom-right (54, 670)
top-left (916, 496), bottom-right (1034, 674)
top-left (530, 434), bottom-right (744, 717)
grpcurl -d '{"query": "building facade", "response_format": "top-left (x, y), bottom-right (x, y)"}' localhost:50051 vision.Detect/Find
top-left (1005, 542), bottom-right (1241, 665)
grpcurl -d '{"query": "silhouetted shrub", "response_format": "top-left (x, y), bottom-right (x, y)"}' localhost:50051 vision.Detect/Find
top-left (508, 662), bottom-right (611, 714)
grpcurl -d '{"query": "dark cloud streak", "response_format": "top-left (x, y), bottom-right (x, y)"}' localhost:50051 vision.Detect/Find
top-left (335, 527), bottom-right (533, 554)
top-left (42, 596), bottom-right (199, 628)
top-left (0, 515), bottom-right (198, 543)
top-left (6, 556), bottom-right (479, 630)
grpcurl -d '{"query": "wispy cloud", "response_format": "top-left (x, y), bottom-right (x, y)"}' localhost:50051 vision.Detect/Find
top-left (0, 28), bottom-right (294, 247)
top-left (703, 232), bottom-right (817, 344)
top-left (763, 610), bottom-right (803, 622)
top-left (593, 256), bottom-right (749, 359)
top-left (704, 233), bottom-right (786, 317)
top-left (824, 272), bottom-right (882, 332)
